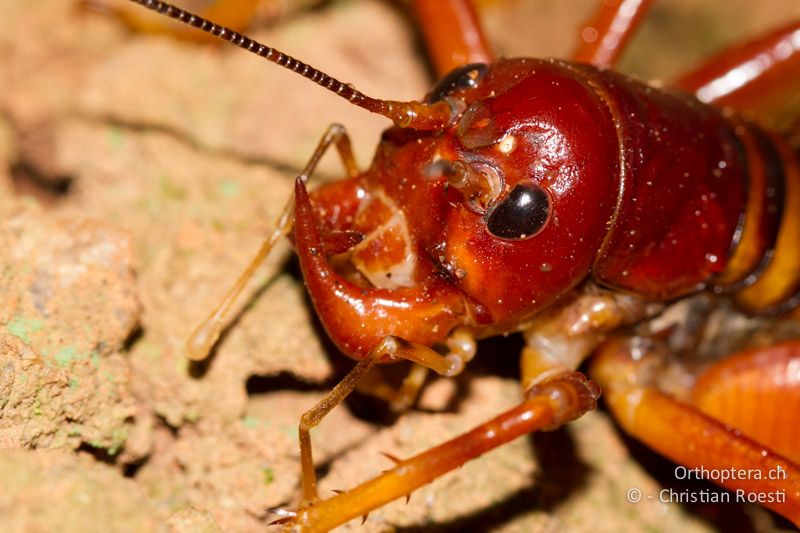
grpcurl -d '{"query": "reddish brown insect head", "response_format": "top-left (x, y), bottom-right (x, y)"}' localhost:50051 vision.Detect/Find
top-left (302, 59), bottom-right (625, 347)
top-left (134, 0), bottom-right (625, 358)
top-left (422, 59), bottom-right (621, 327)
top-left (294, 178), bottom-right (465, 360)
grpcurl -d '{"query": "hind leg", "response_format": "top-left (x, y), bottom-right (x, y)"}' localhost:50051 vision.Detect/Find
top-left (571, 0), bottom-right (654, 67)
top-left (675, 21), bottom-right (800, 127)
top-left (591, 337), bottom-right (800, 526)
top-left (410, 0), bottom-right (493, 77)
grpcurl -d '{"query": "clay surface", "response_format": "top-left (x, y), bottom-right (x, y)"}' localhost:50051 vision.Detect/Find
top-left (1, 0), bottom-right (796, 531)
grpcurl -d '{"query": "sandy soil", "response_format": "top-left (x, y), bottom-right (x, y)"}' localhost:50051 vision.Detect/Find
top-left (1, 0), bottom-right (797, 532)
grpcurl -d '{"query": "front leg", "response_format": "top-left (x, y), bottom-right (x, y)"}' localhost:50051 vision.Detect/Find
top-left (276, 287), bottom-right (651, 531)
top-left (296, 334), bottom-right (474, 506)
top-left (186, 124), bottom-right (360, 362)
top-left (520, 285), bottom-right (654, 391)
top-left (280, 370), bottom-right (600, 532)
top-left (356, 327), bottom-right (477, 413)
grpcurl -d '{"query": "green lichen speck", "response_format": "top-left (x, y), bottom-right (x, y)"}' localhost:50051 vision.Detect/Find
top-left (5, 316), bottom-right (44, 344)
top-left (218, 179), bottom-right (241, 198)
top-left (54, 346), bottom-right (82, 367)
top-left (108, 125), bottom-right (125, 150)
top-left (242, 415), bottom-right (259, 429)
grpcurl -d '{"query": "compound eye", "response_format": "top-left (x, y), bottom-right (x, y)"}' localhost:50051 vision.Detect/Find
top-left (486, 182), bottom-right (551, 240)
top-left (427, 63), bottom-right (488, 103)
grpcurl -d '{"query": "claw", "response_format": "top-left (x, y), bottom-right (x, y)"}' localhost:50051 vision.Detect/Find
top-left (267, 506), bottom-right (298, 526)
top-left (268, 507), bottom-right (298, 518)
top-left (268, 516), bottom-right (297, 527)
top-left (380, 451), bottom-right (403, 465)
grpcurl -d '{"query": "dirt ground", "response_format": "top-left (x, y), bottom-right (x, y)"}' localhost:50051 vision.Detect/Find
top-left (1, 0), bottom-right (798, 532)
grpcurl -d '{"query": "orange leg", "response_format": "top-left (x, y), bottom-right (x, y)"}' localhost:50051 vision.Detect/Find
top-left (411, 0), bottom-right (493, 78)
top-left (674, 21), bottom-right (800, 125)
top-left (356, 363), bottom-right (431, 412)
top-left (295, 335), bottom-right (470, 506)
top-left (288, 289), bottom-right (639, 530)
top-left (692, 340), bottom-right (800, 465)
top-left (520, 286), bottom-right (653, 391)
top-left (571, 0), bottom-right (654, 68)
top-left (591, 337), bottom-right (800, 526)
top-left (278, 371), bottom-right (600, 532)
top-left (186, 124), bottom-right (358, 362)
top-left (357, 328), bottom-right (477, 412)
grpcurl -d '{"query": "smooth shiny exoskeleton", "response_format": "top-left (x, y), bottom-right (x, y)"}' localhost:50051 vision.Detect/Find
top-left (123, 1), bottom-right (800, 530)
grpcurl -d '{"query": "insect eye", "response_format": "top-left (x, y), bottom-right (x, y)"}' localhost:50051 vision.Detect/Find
top-left (486, 182), bottom-right (551, 240)
top-left (427, 63), bottom-right (489, 103)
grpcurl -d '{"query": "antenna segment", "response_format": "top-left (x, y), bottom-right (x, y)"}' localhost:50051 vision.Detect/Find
top-left (128, 0), bottom-right (455, 130)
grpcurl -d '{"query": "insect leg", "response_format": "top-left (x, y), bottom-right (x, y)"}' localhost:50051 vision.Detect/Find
top-left (357, 327), bottom-right (477, 412)
top-left (296, 334), bottom-right (473, 506)
top-left (521, 286), bottom-right (654, 392)
top-left (283, 371), bottom-right (600, 532)
top-left (355, 363), bottom-right (431, 412)
top-left (691, 340), bottom-right (800, 465)
top-left (591, 336), bottom-right (800, 526)
top-left (675, 21), bottom-right (800, 125)
top-left (186, 124), bottom-right (359, 361)
top-left (571, 0), bottom-right (654, 68)
top-left (410, 0), bottom-right (493, 78)
top-left (298, 124), bottom-right (359, 180)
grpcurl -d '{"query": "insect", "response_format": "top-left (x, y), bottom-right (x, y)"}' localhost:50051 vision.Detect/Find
top-left (124, 0), bottom-right (800, 530)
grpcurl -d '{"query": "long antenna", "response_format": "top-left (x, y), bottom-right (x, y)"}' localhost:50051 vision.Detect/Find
top-left (128, 0), bottom-right (454, 130)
